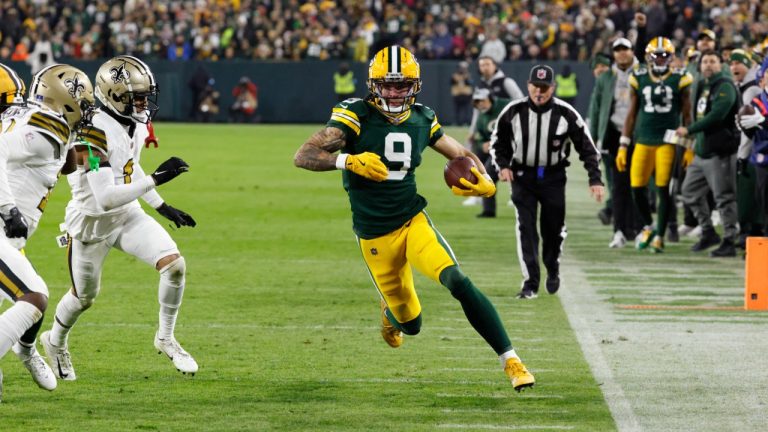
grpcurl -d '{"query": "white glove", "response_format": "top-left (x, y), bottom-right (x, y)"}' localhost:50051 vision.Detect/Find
top-left (738, 111), bottom-right (765, 130)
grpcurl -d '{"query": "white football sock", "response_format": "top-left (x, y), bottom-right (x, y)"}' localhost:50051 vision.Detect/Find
top-left (0, 302), bottom-right (42, 358)
top-left (158, 257), bottom-right (185, 340)
top-left (158, 306), bottom-right (178, 340)
top-left (51, 291), bottom-right (84, 347)
top-left (499, 349), bottom-right (520, 367)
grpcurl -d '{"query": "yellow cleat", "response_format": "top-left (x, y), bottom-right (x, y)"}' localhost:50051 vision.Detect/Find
top-left (650, 235), bottom-right (664, 253)
top-left (380, 300), bottom-right (403, 348)
top-left (504, 357), bottom-right (535, 392)
top-left (635, 227), bottom-right (656, 250)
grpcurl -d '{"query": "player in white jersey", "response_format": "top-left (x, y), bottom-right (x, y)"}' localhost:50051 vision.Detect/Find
top-left (0, 63), bottom-right (95, 400)
top-left (41, 55), bottom-right (198, 380)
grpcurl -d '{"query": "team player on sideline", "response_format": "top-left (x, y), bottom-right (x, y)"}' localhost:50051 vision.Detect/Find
top-left (41, 55), bottom-right (198, 380)
top-left (619, 37), bottom-right (693, 253)
top-left (294, 46), bottom-right (535, 392)
top-left (0, 63), bottom-right (95, 399)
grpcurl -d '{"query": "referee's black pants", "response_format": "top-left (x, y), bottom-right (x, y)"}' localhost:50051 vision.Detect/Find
top-left (511, 166), bottom-right (566, 293)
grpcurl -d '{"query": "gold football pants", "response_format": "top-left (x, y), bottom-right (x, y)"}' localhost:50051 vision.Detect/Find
top-left (630, 143), bottom-right (676, 188)
top-left (357, 212), bottom-right (457, 323)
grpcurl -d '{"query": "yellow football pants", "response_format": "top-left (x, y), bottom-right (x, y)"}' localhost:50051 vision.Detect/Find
top-left (630, 143), bottom-right (676, 188)
top-left (357, 211), bottom-right (457, 323)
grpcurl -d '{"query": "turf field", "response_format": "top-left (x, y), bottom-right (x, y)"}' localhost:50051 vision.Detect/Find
top-left (0, 124), bottom-right (763, 431)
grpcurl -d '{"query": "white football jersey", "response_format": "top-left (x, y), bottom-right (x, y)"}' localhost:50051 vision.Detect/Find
top-left (67, 109), bottom-right (150, 216)
top-left (0, 104), bottom-right (72, 232)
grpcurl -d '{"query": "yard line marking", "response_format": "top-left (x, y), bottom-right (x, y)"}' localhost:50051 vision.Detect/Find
top-left (617, 304), bottom-right (744, 311)
top-left (441, 408), bottom-right (569, 414)
top-left (559, 265), bottom-right (642, 432)
top-left (322, 378), bottom-right (500, 385)
top-left (438, 336), bottom-right (545, 343)
top-left (438, 424), bottom-right (574, 430)
top-left (436, 368), bottom-right (555, 373)
top-left (437, 393), bottom-right (564, 399)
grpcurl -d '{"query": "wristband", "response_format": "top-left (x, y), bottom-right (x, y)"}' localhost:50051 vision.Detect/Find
top-left (619, 136), bottom-right (631, 146)
top-left (335, 153), bottom-right (349, 170)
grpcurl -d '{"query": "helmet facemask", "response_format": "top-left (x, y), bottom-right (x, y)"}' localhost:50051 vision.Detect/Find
top-left (648, 51), bottom-right (673, 75)
top-left (368, 77), bottom-right (421, 117)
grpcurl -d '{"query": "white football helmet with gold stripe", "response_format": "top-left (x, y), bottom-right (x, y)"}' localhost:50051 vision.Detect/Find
top-left (95, 55), bottom-right (158, 124)
top-left (0, 62), bottom-right (26, 112)
top-left (367, 45), bottom-right (421, 120)
top-left (29, 64), bottom-right (95, 131)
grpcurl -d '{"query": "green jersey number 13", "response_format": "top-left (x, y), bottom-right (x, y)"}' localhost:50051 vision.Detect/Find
top-left (642, 84), bottom-right (673, 114)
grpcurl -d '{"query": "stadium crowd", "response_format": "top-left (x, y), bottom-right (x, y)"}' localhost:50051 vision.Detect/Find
top-left (1, 1), bottom-right (767, 64)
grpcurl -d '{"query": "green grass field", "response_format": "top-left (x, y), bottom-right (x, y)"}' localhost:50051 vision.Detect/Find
top-left (0, 124), bottom-right (762, 431)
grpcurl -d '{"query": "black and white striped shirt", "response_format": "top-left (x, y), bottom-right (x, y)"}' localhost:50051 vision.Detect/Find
top-left (490, 96), bottom-right (603, 185)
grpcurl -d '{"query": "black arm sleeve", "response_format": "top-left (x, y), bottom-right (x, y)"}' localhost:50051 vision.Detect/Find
top-left (565, 107), bottom-right (603, 186)
top-left (490, 107), bottom-right (514, 171)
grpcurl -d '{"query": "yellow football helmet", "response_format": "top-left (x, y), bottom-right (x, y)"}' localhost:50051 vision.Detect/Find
top-left (29, 64), bottom-right (95, 131)
top-left (645, 37), bottom-right (675, 75)
top-left (95, 55), bottom-right (159, 124)
top-left (0, 63), bottom-right (26, 111)
top-left (367, 45), bottom-right (421, 120)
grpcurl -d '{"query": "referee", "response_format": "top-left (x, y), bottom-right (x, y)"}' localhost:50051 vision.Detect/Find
top-left (491, 65), bottom-right (605, 299)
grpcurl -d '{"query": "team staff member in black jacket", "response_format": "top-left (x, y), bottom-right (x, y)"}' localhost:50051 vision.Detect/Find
top-left (491, 65), bottom-right (605, 299)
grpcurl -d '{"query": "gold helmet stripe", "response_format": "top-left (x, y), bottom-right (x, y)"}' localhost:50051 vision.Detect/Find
top-left (0, 63), bottom-right (23, 95)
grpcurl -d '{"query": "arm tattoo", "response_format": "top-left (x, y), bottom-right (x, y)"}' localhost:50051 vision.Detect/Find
top-left (294, 127), bottom-right (346, 171)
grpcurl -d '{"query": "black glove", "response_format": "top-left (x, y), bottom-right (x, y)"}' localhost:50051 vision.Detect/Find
top-left (1, 207), bottom-right (28, 239)
top-left (737, 158), bottom-right (749, 177)
top-left (156, 203), bottom-right (196, 228)
top-left (151, 157), bottom-right (189, 186)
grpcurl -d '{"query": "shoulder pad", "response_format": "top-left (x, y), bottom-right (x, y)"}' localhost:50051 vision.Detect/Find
top-left (334, 98), bottom-right (367, 115)
top-left (634, 67), bottom-right (648, 76)
top-left (413, 103), bottom-right (436, 121)
top-left (77, 124), bottom-right (108, 152)
top-left (27, 111), bottom-right (70, 144)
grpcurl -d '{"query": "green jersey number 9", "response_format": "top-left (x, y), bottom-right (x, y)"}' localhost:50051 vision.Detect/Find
top-left (384, 132), bottom-right (412, 180)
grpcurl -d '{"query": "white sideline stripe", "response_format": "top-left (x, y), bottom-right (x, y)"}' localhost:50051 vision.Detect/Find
top-left (441, 408), bottom-right (569, 414)
top-left (438, 424), bottom-right (574, 430)
top-left (559, 266), bottom-right (641, 431)
top-left (437, 393), bottom-right (564, 399)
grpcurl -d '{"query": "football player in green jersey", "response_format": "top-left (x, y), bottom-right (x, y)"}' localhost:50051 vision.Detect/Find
top-left (619, 37), bottom-right (693, 253)
top-left (294, 46), bottom-right (535, 392)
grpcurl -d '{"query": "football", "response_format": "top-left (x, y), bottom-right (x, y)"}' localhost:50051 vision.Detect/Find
top-left (444, 156), bottom-right (478, 189)
top-left (739, 104), bottom-right (756, 116)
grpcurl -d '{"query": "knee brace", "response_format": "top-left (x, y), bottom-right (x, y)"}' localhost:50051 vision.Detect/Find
top-left (159, 256), bottom-right (186, 308)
